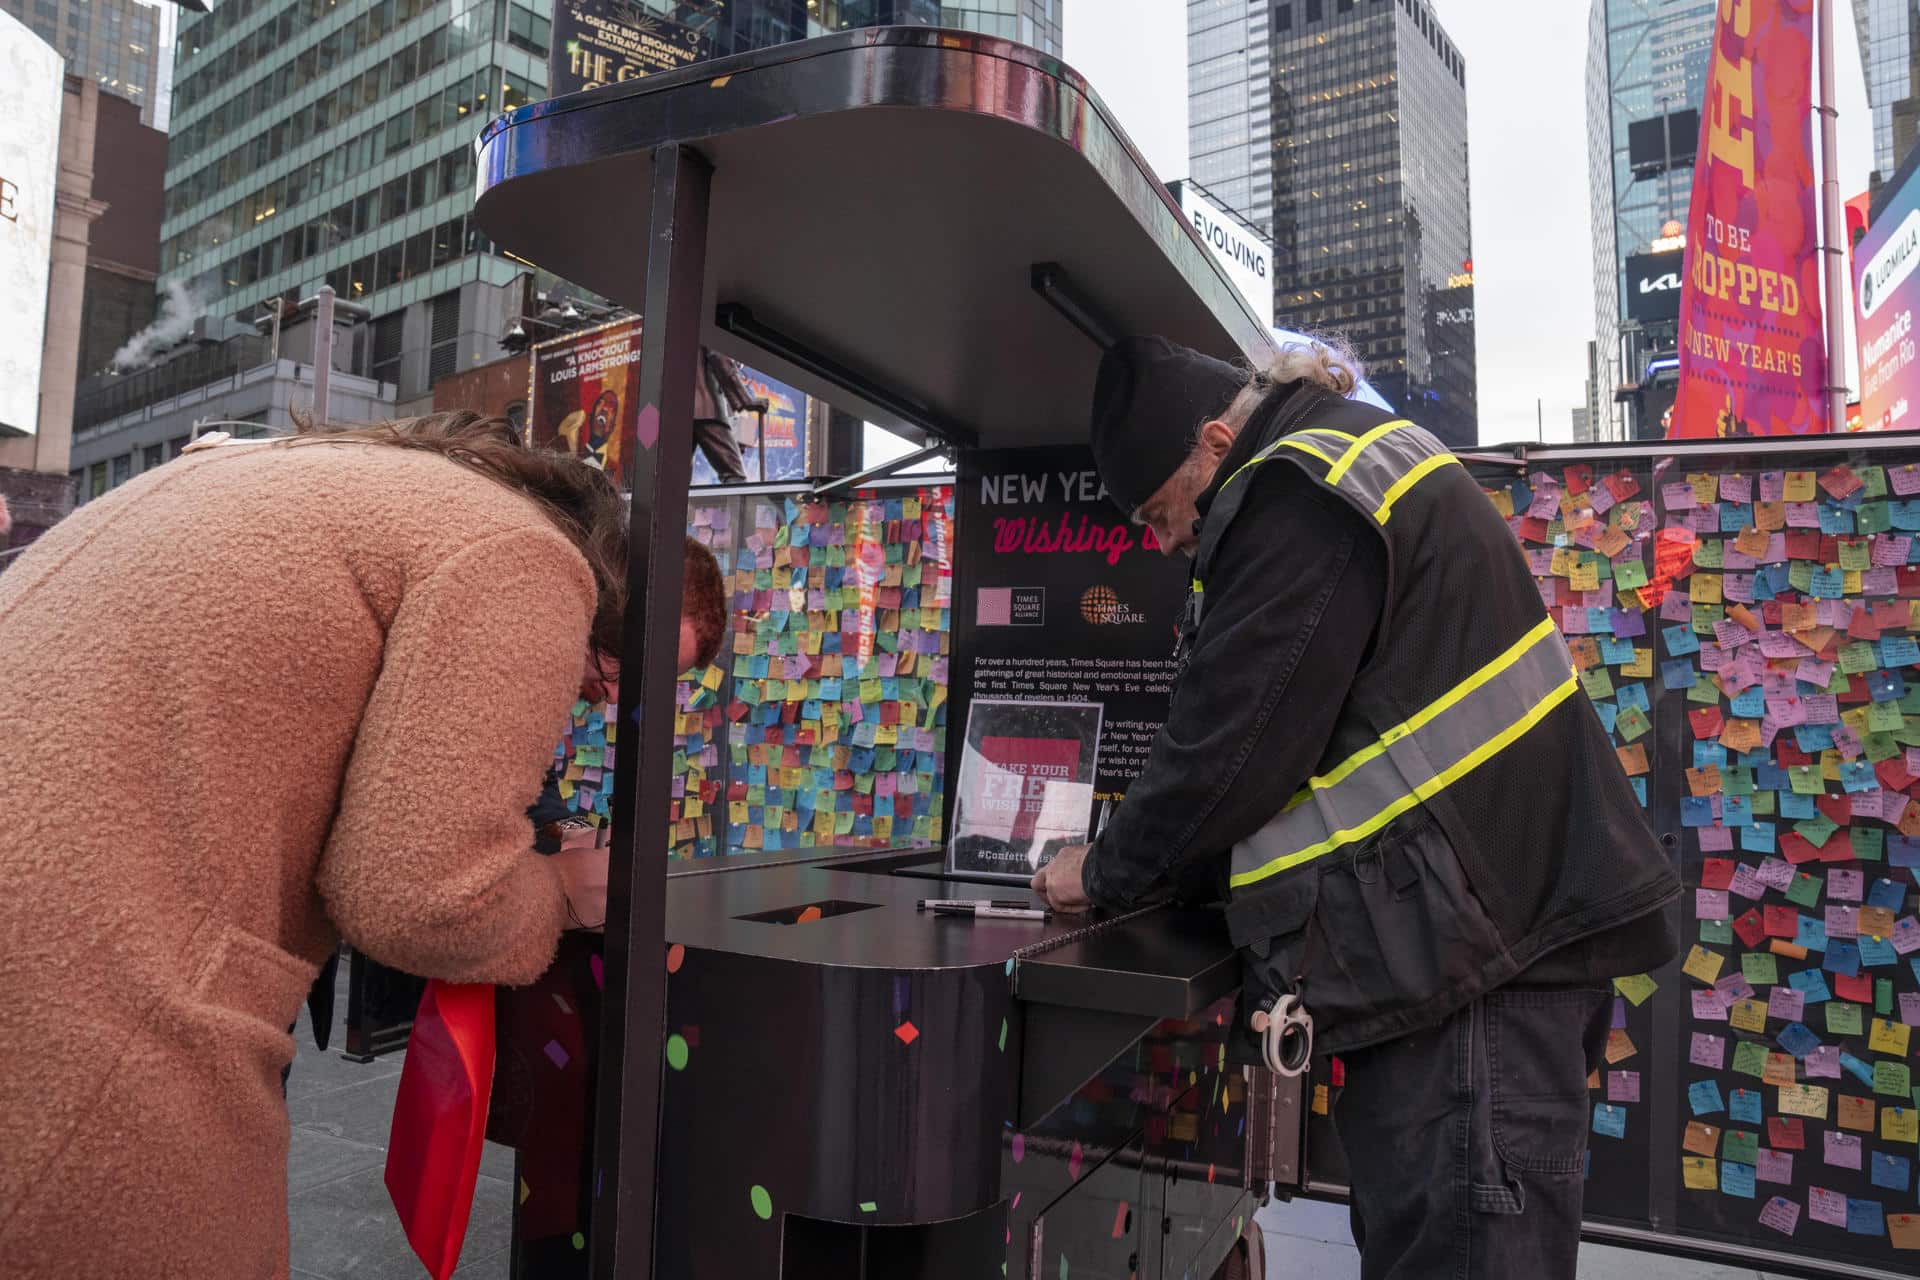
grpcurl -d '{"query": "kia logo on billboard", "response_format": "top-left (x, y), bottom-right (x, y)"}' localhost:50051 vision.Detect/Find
top-left (1625, 249), bottom-right (1685, 324)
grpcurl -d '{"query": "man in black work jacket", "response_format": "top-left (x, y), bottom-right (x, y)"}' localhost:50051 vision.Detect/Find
top-left (1030, 335), bottom-right (1682, 1280)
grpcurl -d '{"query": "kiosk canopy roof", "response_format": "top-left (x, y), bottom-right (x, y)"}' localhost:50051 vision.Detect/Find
top-left (474, 27), bottom-right (1277, 451)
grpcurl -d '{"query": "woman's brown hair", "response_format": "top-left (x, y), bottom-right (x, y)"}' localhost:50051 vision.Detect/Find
top-left (285, 411), bottom-right (630, 655)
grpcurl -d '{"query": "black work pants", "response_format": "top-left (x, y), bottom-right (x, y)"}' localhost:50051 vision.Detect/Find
top-left (1333, 986), bottom-right (1611, 1280)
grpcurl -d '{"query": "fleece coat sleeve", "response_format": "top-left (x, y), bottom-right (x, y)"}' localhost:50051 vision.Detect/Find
top-left (315, 523), bottom-right (592, 985)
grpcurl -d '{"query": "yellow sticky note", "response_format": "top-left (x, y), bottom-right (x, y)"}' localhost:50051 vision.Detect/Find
top-left (1784, 471), bottom-right (1816, 501)
top-left (1682, 944), bottom-right (1725, 985)
top-left (1729, 998), bottom-right (1768, 1034)
top-left (1690, 573), bottom-right (1724, 604)
top-left (1623, 647), bottom-right (1653, 678)
top-left (701, 665), bottom-right (724, 691)
top-left (1313, 1084), bottom-right (1329, 1116)
top-left (1777, 1083), bottom-right (1830, 1119)
top-left (1682, 1156), bottom-right (1718, 1190)
top-left (1612, 974), bottom-right (1658, 1006)
top-left (1871, 1018), bottom-right (1912, 1056)
top-left (1885, 1107), bottom-right (1919, 1145)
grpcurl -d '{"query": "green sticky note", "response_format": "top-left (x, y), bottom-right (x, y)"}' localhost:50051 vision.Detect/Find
top-left (1784, 872), bottom-right (1823, 908)
top-left (1827, 1002), bottom-right (1863, 1036)
top-left (1839, 540), bottom-right (1873, 572)
top-left (1732, 1040), bottom-right (1770, 1077)
top-left (1721, 767), bottom-right (1756, 796)
top-left (1582, 667), bottom-right (1616, 700)
top-left (1861, 466), bottom-right (1890, 499)
top-left (1841, 642), bottom-right (1879, 674)
top-left (1858, 500), bottom-right (1893, 533)
top-left (1689, 682), bottom-right (1723, 706)
top-left (1695, 540), bottom-right (1726, 569)
top-left (1788, 767), bottom-right (1824, 797)
top-left (1877, 978), bottom-right (1895, 1017)
top-left (1614, 973), bottom-right (1659, 1005)
top-left (1617, 559), bottom-right (1650, 590)
top-left (1750, 790), bottom-right (1775, 817)
top-left (1700, 918), bottom-right (1733, 945)
top-left (1852, 828), bottom-right (1885, 862)
top-left (1789, 561), bottom-right (1815, 592)
top-left (1692, 603), bottom-right (1724, 635)
top-left (1617, 705), bottom-right (1652, 741)
top-left (1796, 815), bottom-right (1839, 847)
top-left (1741, 953), bottom-right (1779, 987)
top-left (1722, 1128), bottom-right (1759, 1166)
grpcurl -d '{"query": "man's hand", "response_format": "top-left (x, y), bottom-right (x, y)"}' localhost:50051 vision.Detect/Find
top-left (1031, 843), bottom-right (1094, 914)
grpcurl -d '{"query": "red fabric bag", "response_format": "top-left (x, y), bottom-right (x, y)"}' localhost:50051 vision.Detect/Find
top-left (385, 980), bottom-right (497, 1280)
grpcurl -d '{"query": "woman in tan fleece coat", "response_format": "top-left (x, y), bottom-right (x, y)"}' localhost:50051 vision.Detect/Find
top-left (0, 413), bottom-right (715, 1278)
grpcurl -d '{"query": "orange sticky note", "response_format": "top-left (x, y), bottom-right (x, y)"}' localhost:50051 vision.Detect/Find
top-left (1683, 1122), bottom-right (1721, 1156)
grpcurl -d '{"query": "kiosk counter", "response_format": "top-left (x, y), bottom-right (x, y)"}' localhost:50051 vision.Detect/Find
top-left (473, 26), bottom-right (1296, 1280)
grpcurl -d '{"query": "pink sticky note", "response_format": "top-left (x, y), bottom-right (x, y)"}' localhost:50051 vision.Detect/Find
top-left (1769, 988), bottom-right (1806, 1021)
top-left (1729, 865), bottom-right (1767, 899)
top-left (1607, 1070), bottom-right (1641, 1103)
top-left (1824, 1131), bottom-right (1862, 1170)
top-left (1756, 1150), bottom-right (1794, 1184)
top-left (1690, 1032), bottom-right (1727, 1068)
top-left (1810, 1188), bottom-right (1848, 1227)
top-left (1805, 1046), bottom-right (1842, 1079)
top-left (1692, 989), bottom-right (1729, 1021)
top-left (1829, 869), bottom-right (1864, 900)
top-left (1759, 1195), bottom-right (1801, 1235)
top-left (1697, 889), bottom-right (1730, 920)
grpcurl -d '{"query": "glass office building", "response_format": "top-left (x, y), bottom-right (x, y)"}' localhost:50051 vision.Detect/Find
top-left (0, 0), bottom-right (176, 127)
top-left (155, 0), bottom-right (1059, 408)
top-left (1188, 0), bottom-right (1274, 239)
top-left (1585, 0), bottom-right (1714, 440)
top-left (1264, 0), bottom-right (1476, 446)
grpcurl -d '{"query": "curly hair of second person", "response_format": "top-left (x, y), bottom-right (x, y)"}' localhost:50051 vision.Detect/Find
top-left (284, 410), bottom-right (630, 655)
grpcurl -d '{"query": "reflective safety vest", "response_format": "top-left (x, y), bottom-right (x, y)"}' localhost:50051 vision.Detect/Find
top-left (1186, 388), bottom-right (1678, 1054)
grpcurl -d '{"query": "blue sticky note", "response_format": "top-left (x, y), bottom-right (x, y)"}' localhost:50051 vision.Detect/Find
top-left (1789, 969), bottom-right (1832, 1003)
top-left (1882, 637), bottom-right (1920, 667)
top-left (1845, 1197), bottom-right (1883, 1237)
top-left (1890, 835), bottom-right (1920, 867)
top-left (1722, 796), bottom-right (1753, 827)
top-left (1729, 1088), bottom-right (1763, 1125)
top-left (1688, 1080), bottom-right (1725, 1115)
top-left (1741, 822), bottom-right (1776, 854)
top-left (1665, 624), bottom-right (1702, 656)
top-left (1824, 939), bottom-right (1860, 975)
top-left (1681, 797), bottom-right (1716, 827)
top-left (1756, 762), bottom-right (1789, 790)
top-left (1780, 791), bottom-right (1817, 819)
top-left (1777, 1022), bottom-right (1822, 1058)
top-left (1619, 682), bottom-right (1651, 712)
top-left (1868, 878), bottom-right (1906, 910)
top-left (1811, 566), bottom-right (1846, 596)
top-left (1694, 742), bottom-right (1729, 769)
top-left (1720, 1162), bottom-right (1756, 1199)
top-left (1840, 1052), bottom-right (1878, 1088)
top-left (1819, 507), bottom-right (1855, 536)
top-left (1592, 1103), bottom-right (1627, 1139)
top-left (1730, 688), bottom-right (1766, 718)
top-left (1794, 724), bottom-right (1836, 752)
top-left (1795, 917), bottom-right (1830, 951)
top-left (1630, 777), bottom-right (1648, 805)
top-left (1871, 1152), bottom-right (1912, 1193)
top-left (1600, 637), bottom-right (1636, 665)
top-left (1840, 760), bottom-right (1878, 793)
top-left (1663, 659), bottom-right (1698, 689)
top-left (1594, 702), bottom-right (1619, 734)
top-left (1860, 936), bottom-right (1897, 967)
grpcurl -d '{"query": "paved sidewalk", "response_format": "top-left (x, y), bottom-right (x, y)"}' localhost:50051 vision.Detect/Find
top-left (1254, 1196), bottom-right (1793, 1280)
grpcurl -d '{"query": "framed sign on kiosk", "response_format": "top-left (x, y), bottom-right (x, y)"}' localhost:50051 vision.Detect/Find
top-left (946, 697), bottom-right (1103, 880)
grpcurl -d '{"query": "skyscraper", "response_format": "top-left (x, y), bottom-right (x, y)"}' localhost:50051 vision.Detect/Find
top-left (1254, 0), bottom-right (1477, 446)
top-left (0, 0), bottom-right (176, 128)
top-left (1585, 0), bottom-right (1715, 440)
top-left (1188, 0), bottom-right (1275, 238)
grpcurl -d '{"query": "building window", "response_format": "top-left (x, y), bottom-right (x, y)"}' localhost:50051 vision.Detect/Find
top-left (1277, 3), bottom-right (1291, 31)
top-left (90, 463), bottom-right (108, 498)
top-left (111, 455), bottom-right (133, 488)
top-left (143, 444), bottom-right (165, 471)
top-left (1306, 0), bottom-right (1322, 22)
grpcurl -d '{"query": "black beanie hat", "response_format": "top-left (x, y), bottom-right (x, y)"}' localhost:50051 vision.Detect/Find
top-left (1088, 336), bottom-right (1247, 514)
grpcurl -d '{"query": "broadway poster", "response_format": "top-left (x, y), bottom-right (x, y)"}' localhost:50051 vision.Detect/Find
top-left (1669, 0), bottom-right (1828, 437)
top-left (526, 317), bottom-right (642, 474)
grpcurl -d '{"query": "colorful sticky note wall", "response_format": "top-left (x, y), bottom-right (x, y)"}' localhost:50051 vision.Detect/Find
top-left (669, 488), bottom-right (955, 858)
top-left (1489, 457), bottom-right (1920, 1260)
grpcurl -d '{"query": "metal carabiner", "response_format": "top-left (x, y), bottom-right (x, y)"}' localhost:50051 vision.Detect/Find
top-left (1250, 992), bottom-right (1314, 1078)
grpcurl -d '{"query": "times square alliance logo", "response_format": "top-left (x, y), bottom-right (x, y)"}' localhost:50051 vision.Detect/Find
top-left (1080, 586), bottom-right (1148, 625)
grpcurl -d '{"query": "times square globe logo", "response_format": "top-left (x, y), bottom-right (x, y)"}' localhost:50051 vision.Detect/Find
top-left (1080, 586), bottom-right (1147, 625)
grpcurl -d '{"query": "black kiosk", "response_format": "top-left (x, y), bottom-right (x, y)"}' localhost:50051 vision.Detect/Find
top-left (473, 27), bottom-right (1297, 1280)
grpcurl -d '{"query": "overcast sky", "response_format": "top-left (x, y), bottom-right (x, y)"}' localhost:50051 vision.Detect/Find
top-left (1063, 0), bottom-right (1875, 444)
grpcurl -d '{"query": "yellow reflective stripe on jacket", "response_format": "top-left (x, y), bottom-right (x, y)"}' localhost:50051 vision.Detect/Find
top-left (1281, 617), bottom-right (1563, 813)
top-left (1372, 453), bottom-right (1462, 523)
top-left (1326, 419), bottom-right (1413, 484)
top-left (1231, 620), bottom-right (1579, 889)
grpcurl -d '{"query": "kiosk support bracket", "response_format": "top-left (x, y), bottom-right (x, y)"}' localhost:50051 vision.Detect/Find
top-left (596, 141), bottom-right (710, 1280)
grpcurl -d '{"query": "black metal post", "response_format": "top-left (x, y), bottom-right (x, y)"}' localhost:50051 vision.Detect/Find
top-left (593, 141), bottom-right (711, 1280)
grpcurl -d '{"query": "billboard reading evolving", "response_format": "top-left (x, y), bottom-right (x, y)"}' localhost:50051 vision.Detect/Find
top-left (0, 16), bottom-right (63, 437)
top-left (1854, 164), bottom-right (1920, 434)
top-left (1173, 181), bottom-right (1274, 328)
top-left (548, 0), bottom-right (707, 97)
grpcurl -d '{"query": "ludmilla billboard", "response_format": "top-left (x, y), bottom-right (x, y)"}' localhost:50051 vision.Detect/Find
top-left (548, 0), bottom-right (706, 97)
top-left (0, 15), bottom-right (62, 437)
top-left (1854, 162), bottom-right (1920, 432)
top-left (526, 318), bottom-right (643, 473)
top-left (1669, 0), bottom-right (1827, 437)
